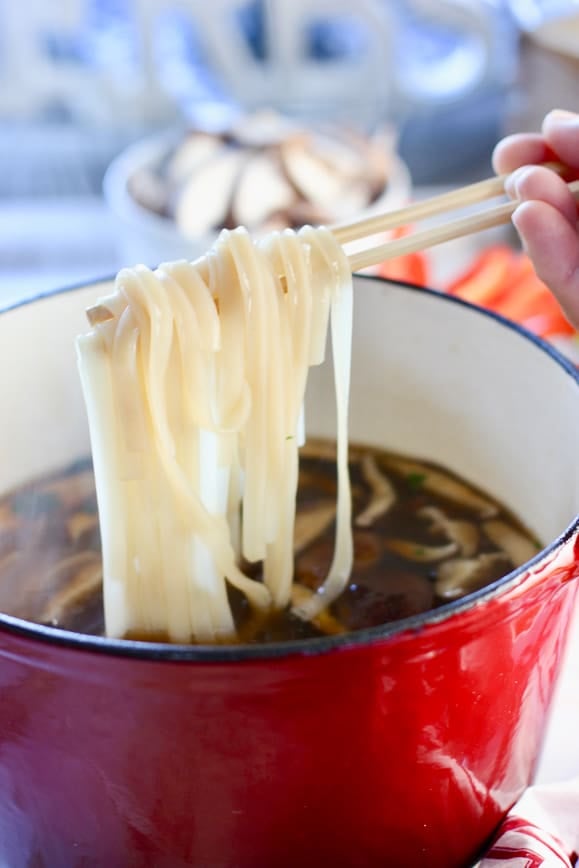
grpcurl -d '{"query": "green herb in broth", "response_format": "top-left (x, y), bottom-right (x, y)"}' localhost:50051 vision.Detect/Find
top-left (0, 442), bottom-right (539, 642)
top-left (406, 472), bottom-right (426, 492)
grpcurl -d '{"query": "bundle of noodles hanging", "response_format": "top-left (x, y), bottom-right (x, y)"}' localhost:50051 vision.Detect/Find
top-left (76, 225), bottom-right (353, 643)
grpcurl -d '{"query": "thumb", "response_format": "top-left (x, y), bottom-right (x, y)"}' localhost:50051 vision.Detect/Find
top-left (513, 199), bottom-right (579, 330)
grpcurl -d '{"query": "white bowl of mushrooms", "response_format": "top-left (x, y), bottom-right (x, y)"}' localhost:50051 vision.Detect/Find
top-left (103, 111), bottom-right (412, 267)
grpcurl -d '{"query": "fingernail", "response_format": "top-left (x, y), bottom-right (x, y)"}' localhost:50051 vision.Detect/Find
top-left (504, 165), bottom-right (533, 198)
top-left (544, 108), bottom-right (579, 129)
top-left (511, 207), bottom-right (528, 251)
top-left (511, 202), bottom-right (529, 253)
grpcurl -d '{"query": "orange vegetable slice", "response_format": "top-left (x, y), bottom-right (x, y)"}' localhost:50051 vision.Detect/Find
top-left (495, 270), bottom-right (575, 336)
top-left (376, 225), bottom-right (430, 286)
top-left (496, 273), bottom-right (554, 320)
top-left (447, 246), bottom-right (520, 308)
top-left (522, 311), bottom-right (575, 338)
top-left (378, 252), bottom-right (429, 286)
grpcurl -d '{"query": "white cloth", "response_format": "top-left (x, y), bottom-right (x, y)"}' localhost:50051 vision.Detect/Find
top-left (480, 780), bottom-right (579, 866)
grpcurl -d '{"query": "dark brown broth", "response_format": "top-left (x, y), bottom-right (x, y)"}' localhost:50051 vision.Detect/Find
top-left (0, 445), bottom-right (539, 643)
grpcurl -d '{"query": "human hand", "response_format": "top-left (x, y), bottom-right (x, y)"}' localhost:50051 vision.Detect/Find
top-left (492, 110), bottom-right (579, 329)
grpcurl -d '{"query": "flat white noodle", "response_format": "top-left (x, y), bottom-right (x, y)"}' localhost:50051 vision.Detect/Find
top-left (77, 225), bottom-right (354, 642)
top-left (291, 227), bottom-right (353, 619)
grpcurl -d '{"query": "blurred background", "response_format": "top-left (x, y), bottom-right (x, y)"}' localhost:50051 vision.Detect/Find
top-left (1, 0), bottom-right (578, 307)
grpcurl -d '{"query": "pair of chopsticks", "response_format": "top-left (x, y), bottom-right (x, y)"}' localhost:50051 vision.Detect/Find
top-left (334, 163), bottom-right (579, 273)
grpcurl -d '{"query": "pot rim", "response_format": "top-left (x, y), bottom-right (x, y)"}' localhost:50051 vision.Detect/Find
top-left (1, 275), bottom-right (578, 663)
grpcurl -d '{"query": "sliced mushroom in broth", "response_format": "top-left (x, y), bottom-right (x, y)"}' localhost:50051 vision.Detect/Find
top-left (0, 443), bottom-right (540, 643)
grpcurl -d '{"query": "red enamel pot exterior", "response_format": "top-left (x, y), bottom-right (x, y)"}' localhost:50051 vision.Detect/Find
top-left (0, 538), bottom-right (578, 868)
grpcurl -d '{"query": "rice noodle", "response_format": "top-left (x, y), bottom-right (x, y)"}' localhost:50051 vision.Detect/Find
top-left (77, 225), bottom-right (353, 642)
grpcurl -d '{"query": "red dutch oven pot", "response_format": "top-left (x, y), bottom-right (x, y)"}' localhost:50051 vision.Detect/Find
top-left (0, 276), bottom-right (578, 868)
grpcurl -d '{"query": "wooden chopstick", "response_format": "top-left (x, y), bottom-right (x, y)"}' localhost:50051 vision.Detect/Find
top-left (338, 163), bottom-right (579, 273)
top-left (86, 162), bottom-right (575, 312)
top-left (333, 162), bottom-right (564, 245)
top-left (334, 175), bottom-right (507, 245)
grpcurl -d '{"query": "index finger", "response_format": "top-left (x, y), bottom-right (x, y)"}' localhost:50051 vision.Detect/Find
top-left (492, 133), bottom-right (556, 175)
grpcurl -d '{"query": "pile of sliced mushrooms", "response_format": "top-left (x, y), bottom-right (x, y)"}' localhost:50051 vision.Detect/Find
top-left (129, 110), bottom-right (392, 238)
